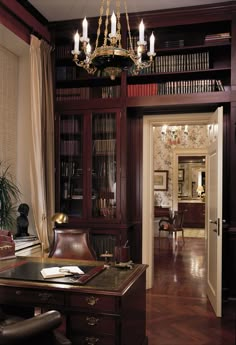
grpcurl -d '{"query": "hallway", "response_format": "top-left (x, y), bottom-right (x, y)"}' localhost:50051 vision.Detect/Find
top-left (146, 237), bottom-right (236, 345)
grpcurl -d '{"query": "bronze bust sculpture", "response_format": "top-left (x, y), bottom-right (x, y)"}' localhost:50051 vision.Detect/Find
top-left (15, 203), bottom-right (29, 237)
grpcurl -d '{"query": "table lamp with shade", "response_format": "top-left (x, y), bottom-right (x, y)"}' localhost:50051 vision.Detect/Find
top-left (196, 185), bottom-right (204, 198)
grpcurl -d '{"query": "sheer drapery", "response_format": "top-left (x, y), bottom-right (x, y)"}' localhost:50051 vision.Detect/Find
top-left (30, 35), bottom-right (54, 249)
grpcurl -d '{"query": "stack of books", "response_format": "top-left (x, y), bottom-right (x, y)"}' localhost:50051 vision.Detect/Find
top-left (204, 32), bottom-right (231, 44)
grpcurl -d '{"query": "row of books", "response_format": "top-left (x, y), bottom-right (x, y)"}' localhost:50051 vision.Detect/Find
top-left (56, 32), bottom-right (230, 62)
top-left (128, 83), bottom-right (158, 97)
top-left (61, 161), bottom-right (82, 177)
top-left (61, 140), bottom-right (81, 155)
top-left (204, 32), bottom-right (231, 45)
top-left (61, 118), bottom-right (81, 133)
top-left (56, 86), bottom-right (120, 101)
top-left (56, 45), bottom-right (73, 59)
top-left (154, 52), bottom-right (209, 73)
top-left (157, 79), bottom-right (224, 95)
top-left (93, 118), bottom-right (116, 134)
top-left (128, 79), bottom-right (224, 96)
top-left (93, 139), bottom-right (116, 155)
top-left (61, 181), bottom-right (83, 200)
top-left (127, 35), bottom-right (186, 50)
top-left (128, 51), bottom-right (210, 75)
top-left (57, 79), bottom-right (224, 100)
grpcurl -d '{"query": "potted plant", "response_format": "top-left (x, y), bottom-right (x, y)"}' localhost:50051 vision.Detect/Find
top-left (0, 161), bottom-right (21, 230)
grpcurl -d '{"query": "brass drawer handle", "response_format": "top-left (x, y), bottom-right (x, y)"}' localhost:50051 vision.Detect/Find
top-left (15, 290), bottom-right (22, 296)
top-left (38, 292), bottom-right (52, 302)
top-left (86, 296), bottom-right (99, 306)
top-left (85, 337), bottom-right (99, 345)
top-left (86, 316), bottom-right (99, 326)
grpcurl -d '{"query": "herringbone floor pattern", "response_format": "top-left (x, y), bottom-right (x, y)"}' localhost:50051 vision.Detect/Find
top-left (146, 238), bottom-right (236, 345)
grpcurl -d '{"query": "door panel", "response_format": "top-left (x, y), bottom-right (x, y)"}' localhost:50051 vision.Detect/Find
top-left (207, 106), bottom-right (223, 317)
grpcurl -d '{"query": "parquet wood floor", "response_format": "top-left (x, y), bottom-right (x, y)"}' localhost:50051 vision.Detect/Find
top-left (146, 238), bottom-right (236, 345)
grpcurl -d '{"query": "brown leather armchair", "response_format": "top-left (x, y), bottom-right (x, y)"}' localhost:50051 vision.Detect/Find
top-left (0, 310), bottom-right (71, 345)
top-left (49, 228), bottom-right (97, 260)
top-left (0, 230), bottom-right (15, 259)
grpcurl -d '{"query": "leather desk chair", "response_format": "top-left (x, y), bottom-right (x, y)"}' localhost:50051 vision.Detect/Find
top-left (0, 310), bottom-right (71, 345)
top-left (49, 228), bottom-right (97, 260)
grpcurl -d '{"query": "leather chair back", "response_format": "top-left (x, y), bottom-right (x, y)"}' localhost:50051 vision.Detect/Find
top-left (49, 228), bottom-right (97, 260)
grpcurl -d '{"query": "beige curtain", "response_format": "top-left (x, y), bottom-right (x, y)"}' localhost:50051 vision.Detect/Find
top-left (41, 40), bottom-right (55, 245)
top-left (30, 35), bottom-right (54, 250)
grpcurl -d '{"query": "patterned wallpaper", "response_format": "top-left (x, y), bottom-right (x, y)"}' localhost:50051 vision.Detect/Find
top-left (153, 125), bottom-right (208, 209)
top-left (0, 45), bottom-right (18, 173)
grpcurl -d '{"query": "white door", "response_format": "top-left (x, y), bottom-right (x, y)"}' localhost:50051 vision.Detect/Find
top-left (207, 106), bottom-right (223, 317)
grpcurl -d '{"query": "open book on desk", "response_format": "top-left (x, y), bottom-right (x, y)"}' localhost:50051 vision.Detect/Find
top-left (41, 266), bottom-right (84, 279)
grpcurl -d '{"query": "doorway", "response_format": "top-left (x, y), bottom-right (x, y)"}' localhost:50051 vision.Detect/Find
top-left (142, 112), bottom-right (215, 289)
top-left (173, 150), bottom-right (207, 234)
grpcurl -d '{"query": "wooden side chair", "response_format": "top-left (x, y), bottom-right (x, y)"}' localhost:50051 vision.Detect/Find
top-left (159, 211), bottom-right (185, 244)
top-left (49, 228), bottom-right (97, 260)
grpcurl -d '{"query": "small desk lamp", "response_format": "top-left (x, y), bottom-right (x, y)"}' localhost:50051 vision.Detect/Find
top-left (51, 213), bottom-right (69, 224)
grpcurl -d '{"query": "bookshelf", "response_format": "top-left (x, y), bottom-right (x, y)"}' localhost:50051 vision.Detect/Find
top-left (127, 20), bottom-right (231, 98)
top-left (50, 2), bottom-right (235, 264)
top-left (55, 110), bottom-right (120, 222)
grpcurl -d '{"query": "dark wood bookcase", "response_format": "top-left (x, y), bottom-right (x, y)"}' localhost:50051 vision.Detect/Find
top-left (50, 2), bottom-right (236, 294)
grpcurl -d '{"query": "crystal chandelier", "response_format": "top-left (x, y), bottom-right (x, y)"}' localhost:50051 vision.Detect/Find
top-left (161, 125), bottom-right (189, 146)
top-left (71, 0), bottom-right (156, 80)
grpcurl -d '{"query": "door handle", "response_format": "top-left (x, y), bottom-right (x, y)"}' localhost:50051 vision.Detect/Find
top-left (209, 219), bottom-right (220, 235)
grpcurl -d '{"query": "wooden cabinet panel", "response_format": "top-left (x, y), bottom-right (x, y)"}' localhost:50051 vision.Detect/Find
top-left (0, 286), bottom-right (65, 307)
top-left (178, 202), bottom-right (205, 228)
top-left (154, 206), bottom-right (170, 218)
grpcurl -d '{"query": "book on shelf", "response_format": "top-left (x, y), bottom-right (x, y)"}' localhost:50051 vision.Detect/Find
top-left (60, 139), bottom-right (81, 155)
top-left (41, 266), bottom-right (84, 279)
top-left (204, 32), bottom-right (231, 44)
top-left (55, 45), bottom-right (72, 59)
top-left (162, 39), bottom-right (184, 48)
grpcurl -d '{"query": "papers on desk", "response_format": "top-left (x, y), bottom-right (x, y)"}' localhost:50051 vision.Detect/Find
top-left (40, 266), bottom-right (84, 279)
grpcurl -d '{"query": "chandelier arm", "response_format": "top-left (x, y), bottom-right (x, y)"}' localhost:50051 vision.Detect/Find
top-left (95, 0), bottom-right (105, 49)
top-left (103, 0), bottom-right (110, 47)
top-left (124, 0), bottom-right (134, 52)
top-left (116, 0), bottom-right (122, 48)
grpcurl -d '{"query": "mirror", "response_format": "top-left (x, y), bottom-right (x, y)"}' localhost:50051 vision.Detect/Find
top-left (178, 156), bottom-right (205, 200)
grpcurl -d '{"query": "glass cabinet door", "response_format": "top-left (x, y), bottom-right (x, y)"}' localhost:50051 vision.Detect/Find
top-left (91, 112), bottom-right (117, 219)
top-left (59, 114), bottom-right (84, 217)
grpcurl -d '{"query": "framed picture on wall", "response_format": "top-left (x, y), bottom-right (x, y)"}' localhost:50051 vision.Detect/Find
top-left (154, 170), bottom-right (168, 191)
top-left (178, 169), bottom-right (184, 181)
top-left (178, 183), bottom-right (183, 194)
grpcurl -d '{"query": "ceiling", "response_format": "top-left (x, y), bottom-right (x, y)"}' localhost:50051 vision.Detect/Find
top-left (28, 0), bottom-right (231, 22)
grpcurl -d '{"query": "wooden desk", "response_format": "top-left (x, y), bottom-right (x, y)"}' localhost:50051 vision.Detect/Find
top-left (0, 257), bottom-right (147, 345)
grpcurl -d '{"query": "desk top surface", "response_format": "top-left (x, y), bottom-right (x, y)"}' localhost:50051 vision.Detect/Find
top-left (0, 257), bottom-right (147, 296)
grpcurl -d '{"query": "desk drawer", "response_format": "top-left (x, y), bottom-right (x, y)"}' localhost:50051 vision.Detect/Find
top-left (70, 313), bottom-right (116, 335)
top-left (69, 293), bottom-right (117, 313)
top-left (0, 286), bottom-right (65, 306)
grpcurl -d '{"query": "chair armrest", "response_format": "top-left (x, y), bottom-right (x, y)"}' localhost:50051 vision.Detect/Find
top-left (53, 330), bottom-right (72, 345)
top-left (0, 310), bottom-right (62, 343)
